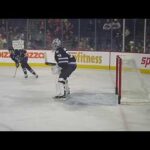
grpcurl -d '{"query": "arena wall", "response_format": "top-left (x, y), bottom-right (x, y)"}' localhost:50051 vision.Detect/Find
top-left (0, 50), bottom-right (150, 74)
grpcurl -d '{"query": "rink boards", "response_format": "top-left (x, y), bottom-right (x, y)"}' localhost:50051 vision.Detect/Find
top-left (0, 50), bottom-right (150, 74)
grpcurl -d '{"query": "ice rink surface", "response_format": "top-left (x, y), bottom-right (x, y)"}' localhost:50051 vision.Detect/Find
top-left (0, 67), bottom-right (150, 131)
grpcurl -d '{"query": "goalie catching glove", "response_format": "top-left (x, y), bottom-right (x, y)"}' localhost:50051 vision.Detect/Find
top-left (51, 64), bottom-right (62, 75)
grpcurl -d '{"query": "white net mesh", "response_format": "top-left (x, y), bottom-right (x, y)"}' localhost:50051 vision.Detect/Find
top-left (120, 55), bottom-right (150, 104)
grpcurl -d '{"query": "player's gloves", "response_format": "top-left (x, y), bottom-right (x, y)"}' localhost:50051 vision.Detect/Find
top-left (16, 62), bottom-right (19, 68)
top-left (51, 64), bottom-right (62, 75)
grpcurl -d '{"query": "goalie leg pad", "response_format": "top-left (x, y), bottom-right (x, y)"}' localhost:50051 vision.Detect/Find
top-left (64, 79), bottom-right (70, 95)
top-left (56, 78), bottom-right (66, 96)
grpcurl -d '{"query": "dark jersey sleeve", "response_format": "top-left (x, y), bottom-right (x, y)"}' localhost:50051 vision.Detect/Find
top-left (68, 55), bottom-right (76, 64)
top-left (63, 48), bottom-right (76, 64)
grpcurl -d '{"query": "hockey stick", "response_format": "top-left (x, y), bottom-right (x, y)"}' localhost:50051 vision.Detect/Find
top-left (13, 67), bottom-right (18, 78)
top-left (45, 62), bottom-right (56, 66)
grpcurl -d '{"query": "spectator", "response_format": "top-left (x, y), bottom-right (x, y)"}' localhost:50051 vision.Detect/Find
top-left (129, 41), bottom-right (135, 52)
top-left (111, 19), bottom-right (121, 51)
top-left (112, 19), bottom-right (121, 30)
top-left (72, 36), bottom-right (78, 50)
top-left (46, 30), bottom-right (53, 49)
top-left (39, 20), bottom-right (45, 32)
top-left (0, 34), bottom-right (7, 49)
top-left (63, 19), bottom-right (74, 41)
top-left (35, 30), bottom-right (44, 48)
top-left (103, 19), bottom-right (111, 50)
top-left (103, 19), bottom-right (112, 30)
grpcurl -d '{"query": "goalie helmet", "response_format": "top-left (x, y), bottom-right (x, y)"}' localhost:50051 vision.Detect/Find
top-left (51, 38), bottom-right (61, 50)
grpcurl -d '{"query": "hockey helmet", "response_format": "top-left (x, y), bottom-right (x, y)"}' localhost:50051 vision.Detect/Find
top-left (51, 38), bottom-right (61, 50)
top-left (8, 46), bottom-right (14, 52)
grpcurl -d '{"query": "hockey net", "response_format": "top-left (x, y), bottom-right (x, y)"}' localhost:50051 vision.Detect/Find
top-left (116, 55), bottom-right (150, 104)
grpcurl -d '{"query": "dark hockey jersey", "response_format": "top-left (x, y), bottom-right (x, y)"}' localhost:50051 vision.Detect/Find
top-left (10, 49), bottom-right (28, 63)
top-left (55, 47), bottom-right (76, 68)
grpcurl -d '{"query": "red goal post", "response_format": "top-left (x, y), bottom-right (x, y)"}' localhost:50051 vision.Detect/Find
top-left (116, 55), bottom-right (122, 104)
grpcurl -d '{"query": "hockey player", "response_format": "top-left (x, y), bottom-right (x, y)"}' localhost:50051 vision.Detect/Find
top-left (8, 47), bottom-right (38, 78)
top-left (51, 38), bottom-right (77, 99)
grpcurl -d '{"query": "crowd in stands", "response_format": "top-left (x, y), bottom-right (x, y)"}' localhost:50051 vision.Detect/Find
top-left (0, 19), bottom-right (149, 53)
top-left (0, 20), bottom-right (7, 49)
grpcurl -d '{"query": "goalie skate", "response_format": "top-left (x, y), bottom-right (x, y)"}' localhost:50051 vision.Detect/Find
top-left (53, 80), bottom-right (71, 101)
top-left (52, 93), bottom-right (71, 101)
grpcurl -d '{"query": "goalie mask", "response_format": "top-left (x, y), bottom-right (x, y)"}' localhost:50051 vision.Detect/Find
top-left (51, 38), bottom-right (61, 50)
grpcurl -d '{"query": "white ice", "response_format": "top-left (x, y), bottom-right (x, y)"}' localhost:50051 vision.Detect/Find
top-left (0, 67), bottom-right (150, 131)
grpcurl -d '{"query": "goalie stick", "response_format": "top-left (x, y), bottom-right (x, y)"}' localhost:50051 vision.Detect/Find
top-left (45, 62), bottom-right (56, 66)
top-left (13, 67), bottom-right (18, 78)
